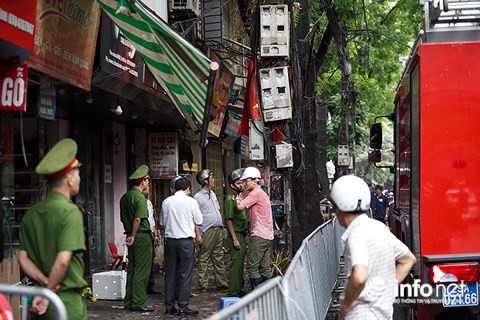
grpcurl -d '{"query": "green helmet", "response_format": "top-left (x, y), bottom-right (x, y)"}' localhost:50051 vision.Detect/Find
top-left (228, 168), bottom-right (245, 185)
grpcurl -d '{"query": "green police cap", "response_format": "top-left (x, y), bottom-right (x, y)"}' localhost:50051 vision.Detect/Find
top-left (36, 138), bottom-right (81, 180)
top-left (129, 165), bottom-right (149, 182)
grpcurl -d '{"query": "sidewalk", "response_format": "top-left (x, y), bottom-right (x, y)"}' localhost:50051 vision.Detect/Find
top-left (86, 260), bottom-right (238, 319)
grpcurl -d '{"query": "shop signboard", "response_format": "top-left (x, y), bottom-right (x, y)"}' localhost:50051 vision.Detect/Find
top-left (0, 0), bottom-right (36, 52)
top-left (149, 133), bottom-right (178, 179)
top-left (27, 0), bottom-right (100, 90)
top-left (0, 63), bottom-right (28, 112)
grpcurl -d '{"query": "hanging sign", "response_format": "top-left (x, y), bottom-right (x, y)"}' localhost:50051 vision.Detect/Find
top-left (37, 76), bottom-right (56, 120)
top-left (148, 133), bottom-right (178, 179)
top-left (0, 63), bottom-right (28, 112)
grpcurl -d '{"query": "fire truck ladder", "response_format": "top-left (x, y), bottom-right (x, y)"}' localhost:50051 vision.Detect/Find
top-left (423, 0), bottom-right (480, 29)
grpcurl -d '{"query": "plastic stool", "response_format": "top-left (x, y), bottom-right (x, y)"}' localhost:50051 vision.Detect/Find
top-left (219, 297), bottom-right (241, 310)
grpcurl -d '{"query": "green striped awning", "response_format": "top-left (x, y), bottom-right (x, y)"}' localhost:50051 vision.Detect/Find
top-left (97, 0), bottom-right (211, 129)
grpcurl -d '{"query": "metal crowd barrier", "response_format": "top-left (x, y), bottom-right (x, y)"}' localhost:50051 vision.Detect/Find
top-left (0, 284), bottom-right (67, 320)
top-left (207, 218), bottom-right (344, 320)
top-left (209, 277), bottom-right (287, 320)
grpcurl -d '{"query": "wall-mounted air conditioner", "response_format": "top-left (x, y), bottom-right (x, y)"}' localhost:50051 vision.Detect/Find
top-left (169, 0), bottom-right (201, 17)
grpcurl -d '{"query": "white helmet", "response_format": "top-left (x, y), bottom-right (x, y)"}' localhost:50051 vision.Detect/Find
top-left (330, 175), bottom-right (371, 212)
top-left (240, 167), bottom-right (261, 180)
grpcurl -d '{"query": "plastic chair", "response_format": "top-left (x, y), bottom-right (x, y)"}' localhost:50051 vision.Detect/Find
top-left (108, 243), bottom-right (127, 270)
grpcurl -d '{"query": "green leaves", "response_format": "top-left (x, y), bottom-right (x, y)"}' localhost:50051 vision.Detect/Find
top-left (311, 0), bottom-right (422, 181)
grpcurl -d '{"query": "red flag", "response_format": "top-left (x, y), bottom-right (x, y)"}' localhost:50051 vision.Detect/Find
top-left (271, 123), bottom-right (284, 142)
top-left (238, 59), bottom-right (260, 136)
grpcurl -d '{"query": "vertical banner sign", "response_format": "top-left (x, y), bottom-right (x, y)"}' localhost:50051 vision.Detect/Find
top-left (27, 0), bottom-right (100, 90)
top-left (208, 50), bottom-right (235, 117)
top-left (149, 133), bottom-right (178, 179)
top-left (37, 76), bottom-right (56, 120)
top-left (0, 64), bottom-right (28, 112)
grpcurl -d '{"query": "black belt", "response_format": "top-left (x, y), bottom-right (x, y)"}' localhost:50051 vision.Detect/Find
top-left (124, 230), bottom-right (151, 235)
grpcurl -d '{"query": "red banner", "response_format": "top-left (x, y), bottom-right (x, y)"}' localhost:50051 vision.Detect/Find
top-left (238, 59), bottom-right (260, 136)
top-left (0, 0), bottom-right (37, 52)
top-left (0, 63), bottom-right (28, 112)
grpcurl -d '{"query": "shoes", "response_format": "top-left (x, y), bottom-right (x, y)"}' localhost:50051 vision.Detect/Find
top-left (216, 285), bottom-right (228, 291)
top-left (178, 307), bottom-right (199, 316)
top-left (147, 288), bottom-right (162, 294)
top-left (165, 307), bottom-right (178, 315)
top-left (132, 306), bottom-right (154, 312)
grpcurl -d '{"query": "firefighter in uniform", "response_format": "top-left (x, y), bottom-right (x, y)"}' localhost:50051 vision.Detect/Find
top-left (120, 165), bottom-right (154, 312)
top-left (18, 138), bottom-right (88, 319)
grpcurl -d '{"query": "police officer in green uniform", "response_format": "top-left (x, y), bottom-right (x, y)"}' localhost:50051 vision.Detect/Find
top-left (120, 165), bottom-right (154, 312)
top-left (18, 138), bottom-right (88, 320)
top-left (225, 168), bottom-right (249, 297)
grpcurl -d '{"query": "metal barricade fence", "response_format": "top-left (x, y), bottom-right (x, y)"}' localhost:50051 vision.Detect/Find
top-left (207, 218), bottom-right (344, 320)
top-left (0, 284), bottom-right (67, 320)
top-left (208, 277), bottom-right (287, 320)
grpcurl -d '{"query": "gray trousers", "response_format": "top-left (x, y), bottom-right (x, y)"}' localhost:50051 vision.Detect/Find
top-left (164, 238), bottom-right (194, 310)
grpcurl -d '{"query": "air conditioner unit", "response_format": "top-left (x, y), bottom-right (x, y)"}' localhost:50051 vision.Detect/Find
top-left (169, 0), bottom-right (201, 17)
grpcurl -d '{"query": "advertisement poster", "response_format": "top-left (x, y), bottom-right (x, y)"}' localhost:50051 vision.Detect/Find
top-left (27, 0), bottom-right (100, 90)
top-left (209, 50), bottom-right (235, 116)
top-left (224, 111), bottom-right (241, 138)
top-left (208, 107), bottom-right (226, 137)
top-left (98, 13), bottom-right (145, 88)
top-left (149, 133), bottom-right (178, 179)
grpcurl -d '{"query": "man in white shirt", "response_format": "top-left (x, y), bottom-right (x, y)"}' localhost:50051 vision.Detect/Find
top-left (159, 178), bottom-right (202, 316)
top-left (143, 194), bottom-right (160, 294)
top-left (330, 175), bottom-right (416, 320)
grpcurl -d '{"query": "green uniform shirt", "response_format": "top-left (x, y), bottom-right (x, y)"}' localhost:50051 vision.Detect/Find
top-left (224, 191), bottom-right (248, 233)
top-left (19, 192), bottom-right (87, 290)
top-left (120, 187), bottom-right (150, 234)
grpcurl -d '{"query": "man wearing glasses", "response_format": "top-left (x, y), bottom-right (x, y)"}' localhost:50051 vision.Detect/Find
top-left (235, 167), bottom-right (274, 290)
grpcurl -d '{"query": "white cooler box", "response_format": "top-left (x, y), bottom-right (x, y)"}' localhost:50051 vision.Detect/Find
top-left (92, 271), bottom-right (126, 300)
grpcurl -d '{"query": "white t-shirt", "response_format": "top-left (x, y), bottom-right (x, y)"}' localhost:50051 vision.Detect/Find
top-left (160, 192), bottom-right (203, 239)
top-left (147, 199), bottom-right (155, 233)
top-left (341, 214), bottom-right (409, 320)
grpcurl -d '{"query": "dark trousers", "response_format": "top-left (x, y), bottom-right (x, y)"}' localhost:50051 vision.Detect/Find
top-left (148, 234), bottom-right (155, 290)
top-left (164, 238), bottom-right (194, 310)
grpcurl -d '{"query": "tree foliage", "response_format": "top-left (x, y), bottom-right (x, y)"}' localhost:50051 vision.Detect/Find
top-left (311, 0), bottom-right (423, 185)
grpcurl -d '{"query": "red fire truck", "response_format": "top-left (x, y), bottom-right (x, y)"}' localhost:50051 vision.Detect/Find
top-left (369, 1), bottom-right (480, 319)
